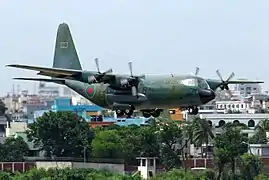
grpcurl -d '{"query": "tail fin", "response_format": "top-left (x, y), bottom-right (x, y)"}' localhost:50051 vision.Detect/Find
top-left (53, 23), bottom-right (82, 70)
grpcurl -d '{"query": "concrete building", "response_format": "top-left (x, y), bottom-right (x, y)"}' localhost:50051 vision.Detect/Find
top-left (249, 144), bottom-right (269, 157)
top-left (198, 113), bottom-right (269, 128)
top-left (230, 81), bottom-right (262, 97)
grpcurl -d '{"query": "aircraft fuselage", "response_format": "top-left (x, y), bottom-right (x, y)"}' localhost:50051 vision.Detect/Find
top-left (64, 74), bottom-right (215, 110)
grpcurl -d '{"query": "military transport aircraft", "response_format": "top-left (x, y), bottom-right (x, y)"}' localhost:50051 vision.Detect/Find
top-left (6, 23), bottom-right (264, 118)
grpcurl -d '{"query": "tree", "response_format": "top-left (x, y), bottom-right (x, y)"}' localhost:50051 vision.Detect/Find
top-left (26, 111), bottom-right (93, 158)
top-left (238, 153), bottom-right (262, 179)
top-left (213, 123), bottom-right (248, 179)
top-left (192, 117), bottom-right (214, 157)
top-left (91, 130), bottom-right (123, 159)
top-left (0, 137), bottom-right (29, 161)
top-left (0, 100), bottom-right (7, 115)
top-left (157, 121), bottom-right (183, 170)
top-left (119, 125), bottom-right (159, 164)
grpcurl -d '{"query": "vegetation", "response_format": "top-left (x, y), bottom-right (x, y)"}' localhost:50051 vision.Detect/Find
top-left (2, 110), bottom-right (269, 179)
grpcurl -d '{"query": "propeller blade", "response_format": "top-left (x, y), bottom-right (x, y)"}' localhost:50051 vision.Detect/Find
top-left (195, 67), bottom-right (200, 76)
top-left (128, 62), bottom-right (133, 77)
top-left (131, 86), bottom-right (137, 96)
top-left (216, 69), bottom-right (224, 82)
top-left (94, 58), bottom-right (100, 73)
top-left (226, 72), bottom-right (235, 82)
top-left (104, 68), bottom-right (113, 74)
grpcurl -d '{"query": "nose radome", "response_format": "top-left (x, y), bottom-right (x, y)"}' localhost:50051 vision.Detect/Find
top-left (199, 89), bottom-right (215, 104)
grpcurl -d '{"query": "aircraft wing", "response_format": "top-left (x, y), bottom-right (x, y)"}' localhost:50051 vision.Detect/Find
top-left (12, 77), bottom-right (65, 84)
top-left (6, 64), bottom-right (82, 78)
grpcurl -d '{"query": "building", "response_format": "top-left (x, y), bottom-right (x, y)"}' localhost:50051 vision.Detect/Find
top-left (198, 113), bottom-right (269, 128)
top-left (230, 81), bottom-right (262, 97)
top-left (33, 97), bottom-right (150, 127)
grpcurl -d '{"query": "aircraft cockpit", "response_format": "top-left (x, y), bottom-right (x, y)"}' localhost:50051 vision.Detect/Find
top-left (181, 77), bottom-right (210, 89)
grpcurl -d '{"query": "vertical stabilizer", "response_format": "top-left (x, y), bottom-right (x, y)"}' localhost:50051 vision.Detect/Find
top-left (53, 23), bottom-right (82, 70)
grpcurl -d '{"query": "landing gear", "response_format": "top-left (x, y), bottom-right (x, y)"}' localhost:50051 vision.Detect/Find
top-left (115, 107), bottom-right (134, 118)
top-left (141, 109), bottom-right (162, 118)
top-left (188, 106), bottom-right (199, 115)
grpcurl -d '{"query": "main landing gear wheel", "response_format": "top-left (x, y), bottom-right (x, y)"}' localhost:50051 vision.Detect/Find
top-left (142, 109), bottom-right (162, 118)
top-left (116, 108), bottom-right (134, 118)
top-left (188, 106), bottom-right (199, 115)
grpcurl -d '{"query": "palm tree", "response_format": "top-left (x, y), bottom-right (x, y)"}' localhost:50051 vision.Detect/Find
top-left (255, 119), bottom-right (269, 133)
top-left (192, 117), bottom-right (214, 158)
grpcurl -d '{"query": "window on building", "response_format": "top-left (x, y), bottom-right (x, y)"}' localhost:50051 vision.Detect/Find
top-left (248, 119), bottom-right (255, 127)
top-left (241, 104), bottom-right (244, 108)
top-left (236, 104), bottom-right (239, 108)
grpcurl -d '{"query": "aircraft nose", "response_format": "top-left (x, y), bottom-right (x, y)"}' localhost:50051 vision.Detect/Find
top-left (198, 89), bottom-right (215, 104)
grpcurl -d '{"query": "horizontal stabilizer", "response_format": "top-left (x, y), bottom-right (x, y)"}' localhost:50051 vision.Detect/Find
top-left (12, 77), bottom-right (65, 84)
top-left (228, 80), bottom-right (264, 84)
top-left (6, 64), bottom-right (82, 78)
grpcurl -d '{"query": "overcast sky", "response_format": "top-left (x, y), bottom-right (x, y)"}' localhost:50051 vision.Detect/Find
top-left (1, 0), bottom-right (269, 95)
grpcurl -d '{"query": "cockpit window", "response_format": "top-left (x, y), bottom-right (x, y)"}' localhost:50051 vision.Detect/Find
top-left (181, 78), bottom-right (210, 89)
top-left (197, 78), bottom-right (210, 89)
top-left (181, 78), bottom-right (197, 86)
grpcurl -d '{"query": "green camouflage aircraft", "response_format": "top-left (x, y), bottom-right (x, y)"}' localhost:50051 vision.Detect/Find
top-left (6, 23), bottom-right (264, 118)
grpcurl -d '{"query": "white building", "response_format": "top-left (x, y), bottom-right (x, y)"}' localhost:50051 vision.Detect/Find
top-left (248, 144), bottom-right (269, 157)
top-left (230, 81), bottom-right (262, 97)
top-left (215, 100), bottom-right (253, 113)
top-left (198, 113), bottom-right (269, 128)
top-left (38, 82), bottom-right (59, 99)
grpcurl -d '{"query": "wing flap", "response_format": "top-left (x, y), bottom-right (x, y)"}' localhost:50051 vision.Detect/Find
top-left (6, 64), bottom-right (82, 77)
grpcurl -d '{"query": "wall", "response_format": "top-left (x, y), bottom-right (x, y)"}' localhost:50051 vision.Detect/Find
top-left (73, 162), bottom-right (125, 174)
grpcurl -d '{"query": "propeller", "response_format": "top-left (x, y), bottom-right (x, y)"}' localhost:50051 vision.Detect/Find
top-left (216, 69), bottom-right (235, 97)
top-left (88, 58), bottom-right (113, 83)
top-left (191, 67), bottom-right (200, 76)
top-left (120, 62), bottom-right (139, 97)
top-left (195, 67), bottom-right (200, 76)
top-left (128, 62), bottom-right (139, 97)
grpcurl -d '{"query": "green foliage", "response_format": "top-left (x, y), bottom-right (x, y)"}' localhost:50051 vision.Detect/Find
top-left (157, 121), bottom-right (183, 170)
top-left (3, 136), bottom-right (29, 161)
top-left (0, 99), bottom-right (7, 115)
top-left (91, 130), bottom-right (123, 158)
top-left (152, 168), bottom-right (197, 180)
top-left (1, 168), bottom-right (140, 179)
top-left (0, 136), bottom-right (29, 162)
top-left (239, 153), bottom-right (262, 179)
top-left (26, 111), bottom-right (94, 158)
top-left (213, 122), bottom-right (249, 178)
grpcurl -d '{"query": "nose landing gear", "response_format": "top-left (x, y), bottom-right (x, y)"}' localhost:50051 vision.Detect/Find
top-left (188, 106), bottom-right (199, 115)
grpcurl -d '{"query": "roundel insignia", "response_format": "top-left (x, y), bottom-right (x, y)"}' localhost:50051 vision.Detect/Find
top-left (86, 85), bottom-right (96, 98)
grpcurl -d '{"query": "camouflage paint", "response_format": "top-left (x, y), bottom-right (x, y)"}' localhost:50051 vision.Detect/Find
top-left (53, 23), bottom-right (82, 70)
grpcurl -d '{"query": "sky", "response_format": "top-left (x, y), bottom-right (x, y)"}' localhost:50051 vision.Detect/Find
top-left (0, 0), bottom-right (269, 95)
